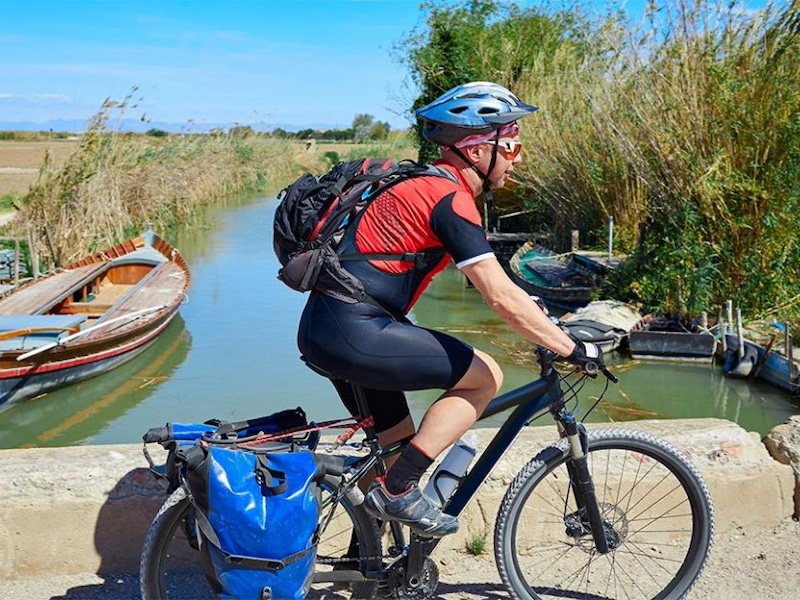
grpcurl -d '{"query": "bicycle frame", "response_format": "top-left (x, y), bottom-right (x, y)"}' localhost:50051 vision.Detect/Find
top-left (328, 348), bottom-right (610, 590)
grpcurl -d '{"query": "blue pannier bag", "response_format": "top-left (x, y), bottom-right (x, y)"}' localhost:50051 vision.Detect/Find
top-left (178, 441), bottom-right (322, 599)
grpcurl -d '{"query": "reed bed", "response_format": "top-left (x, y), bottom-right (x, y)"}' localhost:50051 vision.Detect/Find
top-left (14, 103), bottom-right (314, 267)
top-left (508, 0), bottom-right (800, 318)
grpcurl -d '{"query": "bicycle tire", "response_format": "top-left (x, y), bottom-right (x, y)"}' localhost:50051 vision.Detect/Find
top-left (140, 474), bottom-right (382, 599)
top-left (494, 428), bottom-right (715, 600)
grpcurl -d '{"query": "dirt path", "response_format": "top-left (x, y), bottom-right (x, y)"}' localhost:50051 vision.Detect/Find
top-left (2, 517), bottom-right (798, 599)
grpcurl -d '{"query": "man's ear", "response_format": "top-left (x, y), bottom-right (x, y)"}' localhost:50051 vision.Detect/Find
top-left (461, 144), bottom-right (483, 163)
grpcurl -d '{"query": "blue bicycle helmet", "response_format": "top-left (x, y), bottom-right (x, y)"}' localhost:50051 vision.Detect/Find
top-left (416, 82), bottom-right (538, 147)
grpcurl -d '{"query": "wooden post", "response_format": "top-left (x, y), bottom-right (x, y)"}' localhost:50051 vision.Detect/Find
top-left (607, 216), bottom-right (614, 261)
top-left (571, 230), bottom-right (579, 252)
top-left (736, 308), bottom-right (744, 360)
top-left (27, 227), bottom-right (39, 279)
top-left (726, 300), bottom-right (733, 335)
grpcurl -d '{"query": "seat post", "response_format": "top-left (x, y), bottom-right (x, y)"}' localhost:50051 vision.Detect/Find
top-left (350, 381), bottom-right (387, 477)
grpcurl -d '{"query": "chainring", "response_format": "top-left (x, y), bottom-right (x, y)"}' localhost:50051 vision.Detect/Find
top-left (385, 556), bottom-right (439, 599)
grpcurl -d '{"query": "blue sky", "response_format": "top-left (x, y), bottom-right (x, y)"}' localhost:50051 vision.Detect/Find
top-left (0, 0), bottom-right (765, 131)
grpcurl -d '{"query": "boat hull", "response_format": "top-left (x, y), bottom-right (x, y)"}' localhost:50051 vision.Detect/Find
top-left (722, 334), bottom-right (799, 394)
top-left (0, 313), bottom-right (174, 406)
top-left (509, 242), bottom-right (596, 311)
top-left (628, 330), bottom-right (717, 363)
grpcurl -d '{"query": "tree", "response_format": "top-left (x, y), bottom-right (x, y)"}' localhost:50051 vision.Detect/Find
top-left (398, 0), bottom-right (587, 161)
top-left (352, 113), bottom-right (375, 142)
top-left (369, 121), bottom-right (391, 140)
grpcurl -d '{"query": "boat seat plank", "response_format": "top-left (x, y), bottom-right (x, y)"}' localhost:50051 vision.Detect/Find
top-left (0, 262), bottom-right (110, 316)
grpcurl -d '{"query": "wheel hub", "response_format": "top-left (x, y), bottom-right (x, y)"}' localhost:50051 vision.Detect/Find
top-left (564, 502), bottom-right (628, 552)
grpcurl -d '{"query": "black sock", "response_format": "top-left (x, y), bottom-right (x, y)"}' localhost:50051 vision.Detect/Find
top-left (384, 442), bottom-right (434, 495)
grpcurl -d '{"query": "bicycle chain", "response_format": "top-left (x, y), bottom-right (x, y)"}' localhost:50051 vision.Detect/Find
top-left (317, 553), bottom-right (392, 564)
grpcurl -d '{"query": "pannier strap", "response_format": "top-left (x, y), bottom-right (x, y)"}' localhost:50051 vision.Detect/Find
top-left (255, 454), bottom-right (288, 495)
top-left (193, 507), bottom-right (313, 571)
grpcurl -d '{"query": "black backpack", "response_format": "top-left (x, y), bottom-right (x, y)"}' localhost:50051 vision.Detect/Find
top-left (273, 158), bottom-right (457, 303)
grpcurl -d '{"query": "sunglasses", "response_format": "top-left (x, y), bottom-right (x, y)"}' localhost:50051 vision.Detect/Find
top-left (496, 139), bottom-right (522, 160)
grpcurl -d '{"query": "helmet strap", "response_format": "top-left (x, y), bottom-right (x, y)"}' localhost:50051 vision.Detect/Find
top-left (450, 136), bottom-right (501, 232)
top-left (482, 137), bottom-right (500, 232)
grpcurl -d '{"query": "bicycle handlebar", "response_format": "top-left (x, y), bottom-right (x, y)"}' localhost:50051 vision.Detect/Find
top-left (536, 347), bottom-right (618, 383)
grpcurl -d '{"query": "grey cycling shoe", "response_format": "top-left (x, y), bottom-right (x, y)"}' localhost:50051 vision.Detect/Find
top-left (363, 479), bottom-right (459, 538)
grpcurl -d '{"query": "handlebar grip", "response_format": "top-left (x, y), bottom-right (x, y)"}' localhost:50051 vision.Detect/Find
top-left (584, 362), bottom-right (619, 383)
top-left (602, 368), bottom-right (619, 383)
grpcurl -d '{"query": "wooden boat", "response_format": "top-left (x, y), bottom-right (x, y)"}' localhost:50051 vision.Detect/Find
top-left (560, 300), bottom-right (643, 354)
top-left (508, 242), bottom-right (599, 311)
top-left (722, 332), bottom-right (799, 396)
top-left (628, 314), bottom-right (716, 363)
top-left (0, 232), bottom-right (190, 409)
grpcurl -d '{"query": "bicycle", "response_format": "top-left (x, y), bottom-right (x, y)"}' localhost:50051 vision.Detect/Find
top-left (140, 347), bottom-right (715, 599)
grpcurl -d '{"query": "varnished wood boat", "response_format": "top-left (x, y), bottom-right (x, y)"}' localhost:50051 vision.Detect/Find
top-left (0, 231), bottom-right (190, 409)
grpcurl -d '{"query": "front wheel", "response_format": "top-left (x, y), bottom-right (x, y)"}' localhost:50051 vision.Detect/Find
top-left (495, 428), bottom-right (715, 600)
top-left (140, 474), bottom-right (382, 599)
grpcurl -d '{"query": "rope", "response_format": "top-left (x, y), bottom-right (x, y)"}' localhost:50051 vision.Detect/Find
top-left (236, 415), bottom-right (375, 448)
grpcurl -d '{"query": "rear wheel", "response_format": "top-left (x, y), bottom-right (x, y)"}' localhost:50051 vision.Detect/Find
top-left (140, 475), bottom-right (382, 599)
top-left (495, 429), bottom-right (715, 599)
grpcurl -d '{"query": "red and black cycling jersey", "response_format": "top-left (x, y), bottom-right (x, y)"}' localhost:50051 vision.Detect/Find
top-left (336, 161), bottom-right (494, 315)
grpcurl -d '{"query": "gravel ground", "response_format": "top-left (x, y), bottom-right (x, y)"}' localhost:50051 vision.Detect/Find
top-left (4, 517), bottom-right (799, 600)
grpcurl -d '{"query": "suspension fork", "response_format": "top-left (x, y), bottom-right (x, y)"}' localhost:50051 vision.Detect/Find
top-left (557, 412), bottom-right (611, 554)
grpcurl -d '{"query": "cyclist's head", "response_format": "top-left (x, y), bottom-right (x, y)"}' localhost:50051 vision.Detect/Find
top-left (415, 81), bottom-right (537, 148)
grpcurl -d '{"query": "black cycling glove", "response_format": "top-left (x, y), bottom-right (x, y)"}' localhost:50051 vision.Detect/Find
top-left (564, 336), bottom-right (605, 375)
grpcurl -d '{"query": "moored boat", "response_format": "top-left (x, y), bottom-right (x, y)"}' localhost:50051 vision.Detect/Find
top-left (508, 241), bottom-right (598, 311)
top-left (560, 300), bottom-right (643, 354)
top-left (628, 314), bottom-right (716, 363)
top-left (0, 231), bottom-right (190, 409)
top-left (722, 332), bottom-right (799, 395)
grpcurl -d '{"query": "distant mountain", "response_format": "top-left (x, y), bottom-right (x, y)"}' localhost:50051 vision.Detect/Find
top-left (0, 118), bottom-right (356, 134)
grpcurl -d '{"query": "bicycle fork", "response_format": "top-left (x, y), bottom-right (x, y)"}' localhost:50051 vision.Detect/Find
top-left (558, 414), bottom-right (613, 554)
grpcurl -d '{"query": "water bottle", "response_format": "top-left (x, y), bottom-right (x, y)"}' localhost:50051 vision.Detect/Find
top-left (423, 433), bottom-right (478, 507)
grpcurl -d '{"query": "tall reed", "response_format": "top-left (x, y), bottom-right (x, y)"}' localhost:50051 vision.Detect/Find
top-left (512, 0), bottom-right (800, 317)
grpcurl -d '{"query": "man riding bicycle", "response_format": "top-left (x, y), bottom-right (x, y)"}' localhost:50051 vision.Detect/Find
top-left (297, 81), bottom-right (602, 537)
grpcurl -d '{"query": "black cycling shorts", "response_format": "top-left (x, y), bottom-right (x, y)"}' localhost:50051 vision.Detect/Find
top-left (297, 293), bottom-right (475, 432)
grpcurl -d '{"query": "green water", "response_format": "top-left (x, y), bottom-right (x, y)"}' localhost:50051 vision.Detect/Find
top-left (0, 196), bottom-right (795, 448)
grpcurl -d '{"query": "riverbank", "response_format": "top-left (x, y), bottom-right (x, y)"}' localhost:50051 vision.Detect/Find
top-left (0, 418), bottom-right (796, 598)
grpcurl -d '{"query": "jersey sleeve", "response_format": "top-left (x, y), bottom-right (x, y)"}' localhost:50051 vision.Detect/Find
top-left (430, 191), bottom-right (494, 268)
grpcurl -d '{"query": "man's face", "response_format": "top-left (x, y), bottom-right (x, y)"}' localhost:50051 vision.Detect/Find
top-left (479, 136), bottom-right (523, 189)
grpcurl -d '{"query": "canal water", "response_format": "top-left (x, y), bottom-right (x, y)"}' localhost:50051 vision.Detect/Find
top-left (0, 196), bottom-right (796, 448)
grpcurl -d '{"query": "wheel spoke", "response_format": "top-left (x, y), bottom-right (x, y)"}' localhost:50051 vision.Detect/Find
top-left (495, 429), bottom-right (714, 600)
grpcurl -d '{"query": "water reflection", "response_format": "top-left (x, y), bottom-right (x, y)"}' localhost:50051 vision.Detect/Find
top-left (0, 316), bottom-right (190, 448)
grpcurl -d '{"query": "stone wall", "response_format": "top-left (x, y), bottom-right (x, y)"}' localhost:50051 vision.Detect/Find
top-left (0, 418), bottom-right (795, 581)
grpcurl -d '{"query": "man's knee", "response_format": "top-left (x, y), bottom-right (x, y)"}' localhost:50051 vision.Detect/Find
top-left (458, 350), bottom-right (503, 402)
